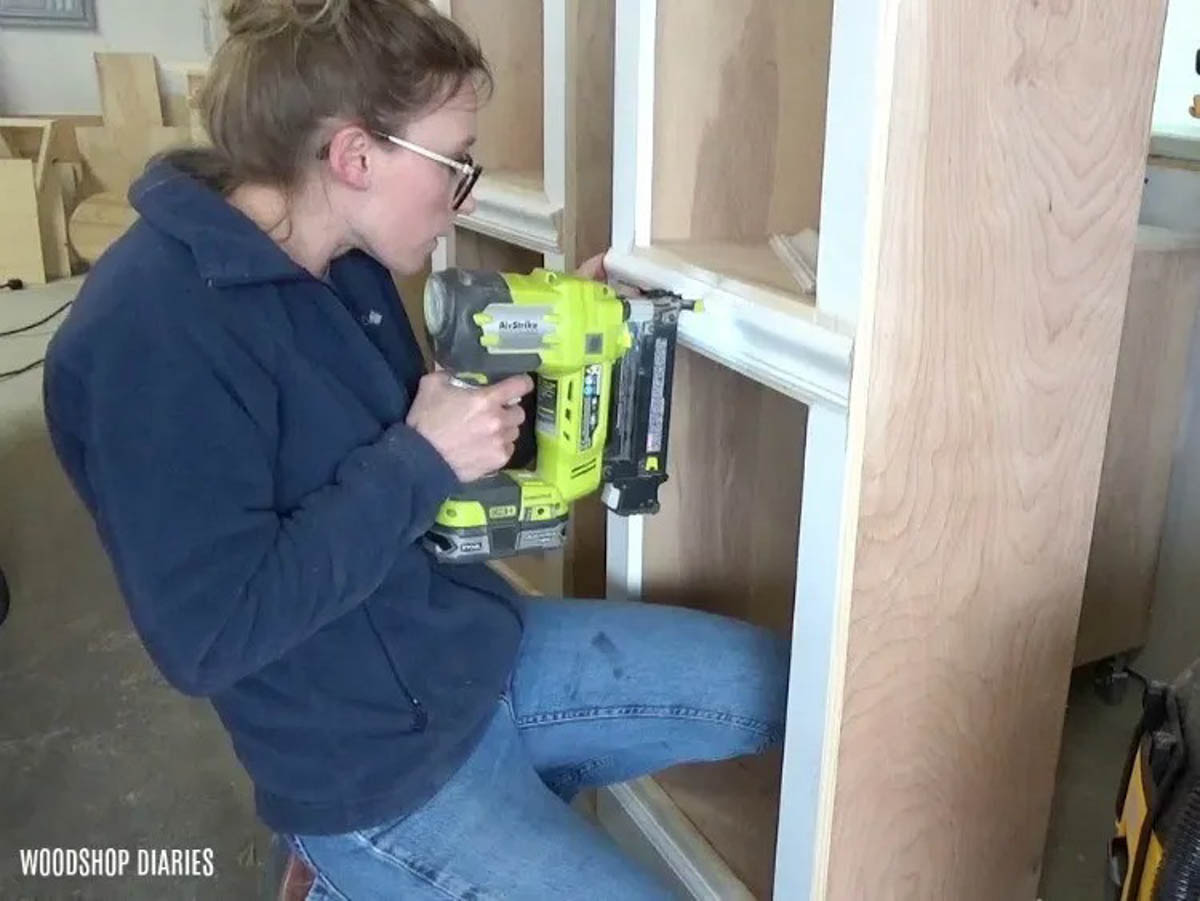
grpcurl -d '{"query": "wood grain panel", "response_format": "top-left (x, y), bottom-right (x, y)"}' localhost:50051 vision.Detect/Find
top-left (651, 0), bottom-right (832, 243)
top-left (643, 346), bottom-right (806, 634)
top-left (451, 0), bottom-right (544, 177)
top-left (93, 53), bottom-right (164, 131)
top-left (823, 0), bottom-right (1168, 896)
top-left (640, 347), bottom-right (805, 898)
top-left (563, 0), bottom-right (614, 268)
top-left (654, 751), bottom-right (783, 901)
top-left (37, 171), bottom-right (71, 280)
top-left (75, 126), bottom-right (192, 197)
top-left (67, 193), bottom-right (138, 265)
top-left (0, 159), bottom-right (46, 284)
top-left (1074, 230), bottom-right (1200, 665)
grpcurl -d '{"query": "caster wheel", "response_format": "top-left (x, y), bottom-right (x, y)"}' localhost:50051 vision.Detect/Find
top-left (1093, 653), bottom-right (1145, 706)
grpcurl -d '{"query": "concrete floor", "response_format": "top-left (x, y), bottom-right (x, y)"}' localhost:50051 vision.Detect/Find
top-left (0, 277), bottom-right (1168, 900)
top-left (0, 279), bottom-right (270, 900)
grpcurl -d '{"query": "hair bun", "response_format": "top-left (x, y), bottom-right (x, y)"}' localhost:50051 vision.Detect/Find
top-left (223, 0), bottom-right (350, 39)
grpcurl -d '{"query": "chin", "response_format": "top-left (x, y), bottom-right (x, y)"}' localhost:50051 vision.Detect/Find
top-left (370, 243), bottom-right (431, 276)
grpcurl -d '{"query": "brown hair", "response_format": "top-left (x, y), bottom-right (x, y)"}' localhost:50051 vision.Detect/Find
top-left (163, 0), bottom-right (491, 194)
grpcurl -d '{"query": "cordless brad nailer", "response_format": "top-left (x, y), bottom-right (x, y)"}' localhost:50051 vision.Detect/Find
top-left (420, 266), bottom-right (698, 564)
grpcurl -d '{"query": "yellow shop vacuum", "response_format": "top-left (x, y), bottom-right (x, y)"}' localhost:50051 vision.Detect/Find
top-left (1107, 660), bottom-right (1200, 899)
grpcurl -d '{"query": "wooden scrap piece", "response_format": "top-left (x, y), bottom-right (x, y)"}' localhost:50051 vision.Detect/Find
top-left (94, 52), bottom-right (164, 131)
top-left (768, 228), bottom-right (819, 295)
top-left (75, 125), bottom-right (192, 196)
top-left (0, 159), bottom-right (47, 284)
top-left (38, 172), bottom-right (72, 280)
top-left (159, 62), bottom-right (210, 145)
top-left (0, 118), bottom-right (55, 189)
top-left (68, 193), bottom-right (139, 265)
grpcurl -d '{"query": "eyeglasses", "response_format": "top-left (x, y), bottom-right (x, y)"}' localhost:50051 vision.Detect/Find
top-left (374, 131), bottom-right (483, 211)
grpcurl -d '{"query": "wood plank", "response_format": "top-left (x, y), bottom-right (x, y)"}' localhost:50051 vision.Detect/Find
top-left (1, 115), bottom-right (94, 167)
top-left (94, 53), bottom-right (164, 131)
top-left (451, 0), bottom-right (544, 175)
top-left (654, 752), bottom-right (783, 900)
top-left (563, 0), bottom-right (615, 268)
top-left (37, 172), bottom-right (71, 280)
top-left (643, 346), bottom-right (805, 635)
top-left (187, 71), bottom-right (209, 144)
top-left (652, 240), bottom-right (814, 301)
top-left (819, 0), bottom-right (1169, 896)
top-left (0, 119), bottom-right (52, 189)
top-left (651, 0), bottom-right (833, 243)
top-left (75, 126), bottom-right (192, 197)
top-left (68, 193), bottom-right (139, 266)
top-left (0, 159), bottom-right (46, 284)
top-left (1074, 229), bottom-right (1200, 665)
top-left (597, 778), bottom-right (755, 900)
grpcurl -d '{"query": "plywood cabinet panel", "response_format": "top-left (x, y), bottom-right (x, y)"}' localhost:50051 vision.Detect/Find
top-left (450, 0), bottom-right (545, 179)
top-left (643, 347), bottom-right (806, 636)
top-left (641, 347), bottom-right (805, 898)
top-left (651, 0), bottom-right (831, 245)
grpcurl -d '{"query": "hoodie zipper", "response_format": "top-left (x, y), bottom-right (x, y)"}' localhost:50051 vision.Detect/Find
top-left (363, 606), bottom-right (428, 732)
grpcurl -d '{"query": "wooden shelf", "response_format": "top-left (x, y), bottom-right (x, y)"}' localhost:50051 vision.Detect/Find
top-left (609, 0), bottom-right (845, 408)
top-left (605, 244), bottom-right (852, 409)
top-left (654, 752), bottom-right (783, 901)
top-left (454, 169), bottom-right (562, 255)
top-left (653, 240), bottom-right (813, 299)
top-left (597, 777), bottom-right (756, 900)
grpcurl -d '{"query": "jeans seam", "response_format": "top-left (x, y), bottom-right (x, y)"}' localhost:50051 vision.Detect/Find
top-left (348, 829), bottom-right (495, 901)
top-left (514, 703), bottom-right (780, 739)
top-left (290, 836), bottom-right (352, 901)
top-left (544, 754), bottom-right (614, 793)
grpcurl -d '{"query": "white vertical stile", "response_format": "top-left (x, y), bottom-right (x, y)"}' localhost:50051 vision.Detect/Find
top-left (542, 0), bottom-right (568, 212)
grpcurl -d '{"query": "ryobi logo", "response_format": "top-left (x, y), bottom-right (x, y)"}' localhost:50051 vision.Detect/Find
top-left (489, 505), bottom-right (519, 519)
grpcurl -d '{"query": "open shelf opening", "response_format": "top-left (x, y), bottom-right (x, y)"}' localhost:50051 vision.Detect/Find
top-left (641, 346), bottom-right (808, 898)
top-left (451, 0), bottom-right (545, 187)
top-left (649, 0), bottom-right (832, 302)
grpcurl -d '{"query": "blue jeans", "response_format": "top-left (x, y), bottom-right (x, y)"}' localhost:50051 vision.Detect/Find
top-left (290, 597), bottom-right (790, 899)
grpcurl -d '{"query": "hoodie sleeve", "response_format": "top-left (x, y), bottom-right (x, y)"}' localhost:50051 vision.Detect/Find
top-left (46, 311), bottom-right (459, 698)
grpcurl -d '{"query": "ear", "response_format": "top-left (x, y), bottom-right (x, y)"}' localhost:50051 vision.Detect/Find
top-left (323, 124), bottom-right (375, 190)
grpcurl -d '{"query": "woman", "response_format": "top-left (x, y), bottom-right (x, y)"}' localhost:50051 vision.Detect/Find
top-left (42, 1), bottom-right (789, 898)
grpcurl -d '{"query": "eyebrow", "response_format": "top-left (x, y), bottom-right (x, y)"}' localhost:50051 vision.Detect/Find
top-left (456, 136), bottom-right (477, 154)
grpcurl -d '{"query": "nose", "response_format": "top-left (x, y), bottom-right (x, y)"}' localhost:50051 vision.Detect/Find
top-left (457, 192), bottom-right (477, 216)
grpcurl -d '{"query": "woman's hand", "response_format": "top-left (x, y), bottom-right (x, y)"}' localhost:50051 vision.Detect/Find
top-left (574, 251), bottom-right (608, 282)
top-left (406, 372), bottom-right (533, 482)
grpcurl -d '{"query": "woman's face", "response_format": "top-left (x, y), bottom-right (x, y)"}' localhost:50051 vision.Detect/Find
top-left (353, 82), bottom-right (480, 274)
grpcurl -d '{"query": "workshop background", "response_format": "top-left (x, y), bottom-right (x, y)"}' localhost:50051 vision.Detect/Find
top-left (1, 0), bottom-right (1199, 898)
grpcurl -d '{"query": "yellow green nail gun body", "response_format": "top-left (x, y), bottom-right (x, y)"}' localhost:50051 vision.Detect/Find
top-left (420, 266), bottom-right (696, 564)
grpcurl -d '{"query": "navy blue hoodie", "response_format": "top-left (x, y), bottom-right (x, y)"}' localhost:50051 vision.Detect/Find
top-left (42, 160), bottom-right (524, 835)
